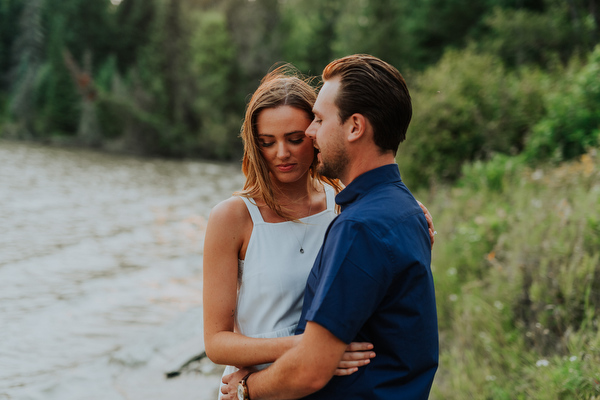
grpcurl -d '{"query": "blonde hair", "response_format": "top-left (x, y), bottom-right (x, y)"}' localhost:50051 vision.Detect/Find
top-left (235, 64), bottom-right (342, 220)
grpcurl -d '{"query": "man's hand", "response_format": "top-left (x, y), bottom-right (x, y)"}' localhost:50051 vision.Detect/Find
top-left (221, 368), bottom-right (253, 400)
top-left (335, 342), bottom-right (375, 376)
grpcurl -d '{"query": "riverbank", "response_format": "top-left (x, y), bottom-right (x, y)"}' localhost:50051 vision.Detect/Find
top-left (0, 140), bottom-right (240, 399)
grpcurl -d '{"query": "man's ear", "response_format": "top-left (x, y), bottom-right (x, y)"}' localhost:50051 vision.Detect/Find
top-left (347, 113), bottom-right (367, 143)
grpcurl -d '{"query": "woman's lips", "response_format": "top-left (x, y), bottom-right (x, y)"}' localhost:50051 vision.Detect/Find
top-left (277, 164), bottom-right (295, 172)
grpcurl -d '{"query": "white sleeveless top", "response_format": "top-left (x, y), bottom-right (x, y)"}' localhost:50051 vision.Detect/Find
top-left (218, 185), bottom-right (336, 396)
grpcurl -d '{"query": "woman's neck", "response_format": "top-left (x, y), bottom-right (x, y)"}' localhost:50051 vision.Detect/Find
top-left (270, 174), bottom-right (315, 207)
top-left (259, 173), bottom-right (327, 222)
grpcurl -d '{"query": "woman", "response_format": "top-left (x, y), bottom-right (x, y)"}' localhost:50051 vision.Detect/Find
top-left (202, 66), bottom-right (434, 396)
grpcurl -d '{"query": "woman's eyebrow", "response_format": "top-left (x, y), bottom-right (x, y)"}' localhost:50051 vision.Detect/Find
top-left (258, 131), bottom-right (305, 137)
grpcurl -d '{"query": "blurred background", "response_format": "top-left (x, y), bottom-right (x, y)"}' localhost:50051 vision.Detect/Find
top-left (0, 0), bottom-right (599, 399)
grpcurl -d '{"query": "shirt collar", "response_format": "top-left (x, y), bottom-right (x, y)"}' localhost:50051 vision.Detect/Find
top-left (335, 164), bottom-right (402, 210)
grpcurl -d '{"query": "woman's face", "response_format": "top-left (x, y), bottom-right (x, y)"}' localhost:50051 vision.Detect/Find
top-left (255, 105), bottom-right (315, 185)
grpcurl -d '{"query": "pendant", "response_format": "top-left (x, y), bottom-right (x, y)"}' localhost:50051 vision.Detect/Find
top-left (300, 248), bottom-right (304, 254)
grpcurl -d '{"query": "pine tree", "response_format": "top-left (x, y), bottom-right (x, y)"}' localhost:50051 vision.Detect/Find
top-left (113, 0), bottom-right (155, 73)
top-left (189, 9), bottom-right (239, 158)
top-left (8, 0), bottom-right (43, 136)
top-left (39, 14), bottom-right (80, 136)
top-left (0, 0), bottom-right (25, 89)
top-left (224, 0), bottom-right (282, 91)
top-left (41, 0), bottom-right (114, 69)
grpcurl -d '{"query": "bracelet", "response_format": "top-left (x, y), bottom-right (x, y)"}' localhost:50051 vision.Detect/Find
top-left (239, 371), bottom-right (254, 400)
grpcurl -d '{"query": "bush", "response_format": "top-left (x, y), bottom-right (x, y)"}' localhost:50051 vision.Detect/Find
top-left (427, 149), bottom-right (600, 399)
top-left (459, 153), bottom-right (525, 193)
top-left (398, 48), bottom-right (546, 188)
top-left (524, 45), bottom-right (600, 163)
top-left (478, 5), bottom-right (591, 68)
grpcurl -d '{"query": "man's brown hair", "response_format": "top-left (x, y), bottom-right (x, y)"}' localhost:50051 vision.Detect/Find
top-left (322, 54), bottom-right (412, 155)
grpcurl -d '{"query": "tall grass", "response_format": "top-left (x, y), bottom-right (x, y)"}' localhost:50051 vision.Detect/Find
top-left (419, 150), bottom-right (600, 399)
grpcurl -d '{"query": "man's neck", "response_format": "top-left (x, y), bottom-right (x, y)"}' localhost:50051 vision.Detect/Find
top-left (341, 153), bottom-right (396, 186)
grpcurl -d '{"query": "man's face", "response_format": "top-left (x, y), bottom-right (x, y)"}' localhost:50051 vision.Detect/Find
top-left (305, 77), bottom-right (349, 181)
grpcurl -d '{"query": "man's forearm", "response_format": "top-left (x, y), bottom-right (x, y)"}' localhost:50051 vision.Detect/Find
top-left (245, 345), bottom-right (326, 400)
top-left (239, 322), bottom-right (346, 400)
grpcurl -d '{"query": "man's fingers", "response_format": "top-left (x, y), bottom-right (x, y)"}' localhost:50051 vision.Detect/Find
top-left (334, 367), bottom-right (359, 376)
top-left (338, 359), bottom-right (371, 368)
top-left (340, 350), bottom-right (376, 361)
top-left (346, 342), bottom-right (374, 351)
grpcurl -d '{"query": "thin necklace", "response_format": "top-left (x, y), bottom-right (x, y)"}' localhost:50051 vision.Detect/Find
top-left (299, 200), bottom-right (312, 254)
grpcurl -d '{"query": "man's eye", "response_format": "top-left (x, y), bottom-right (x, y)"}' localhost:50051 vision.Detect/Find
top-left (314, 119), bottom-right (322, 124)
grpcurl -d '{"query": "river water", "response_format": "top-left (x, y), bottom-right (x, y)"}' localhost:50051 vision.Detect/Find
top-left (0, 140), bottom-right (245, 400)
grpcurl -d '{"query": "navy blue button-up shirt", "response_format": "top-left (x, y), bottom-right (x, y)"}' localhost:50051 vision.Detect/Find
top-left (296, 164), bottom-right (438, 400)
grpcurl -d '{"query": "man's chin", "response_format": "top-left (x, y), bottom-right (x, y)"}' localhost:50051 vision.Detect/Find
top-left (317, 164), bottom-right (335, 180)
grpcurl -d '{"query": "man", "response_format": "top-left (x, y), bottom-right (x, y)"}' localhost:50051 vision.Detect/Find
top-left (222, 54), bottom-right (438, 400)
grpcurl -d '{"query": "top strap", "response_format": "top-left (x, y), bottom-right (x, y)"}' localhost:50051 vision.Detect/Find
top-left (239, 196), bottom-right (265, 224)
top-left (240, 185), bottom-right (335, 223)
top-left (325, 184), bottom-right (336, 211)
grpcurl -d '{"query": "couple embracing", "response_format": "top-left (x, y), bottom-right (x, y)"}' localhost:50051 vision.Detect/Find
top-left (203, 54), bottom-right (438, 400)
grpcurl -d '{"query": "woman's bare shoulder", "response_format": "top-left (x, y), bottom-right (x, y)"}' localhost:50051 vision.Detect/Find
top-left (208, 196), bottom-right (251, 227)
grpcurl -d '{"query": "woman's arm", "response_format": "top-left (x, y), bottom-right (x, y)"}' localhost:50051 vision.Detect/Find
top-left (203, 197), bottom-right (299, 367)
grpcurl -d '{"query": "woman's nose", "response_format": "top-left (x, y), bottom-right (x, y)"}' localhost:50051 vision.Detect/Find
top-left (277, 142), bottom-right (290, 158)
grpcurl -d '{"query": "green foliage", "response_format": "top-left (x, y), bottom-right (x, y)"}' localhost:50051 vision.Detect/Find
top-left (0, 0), bottom-right (24, 88)
top-left (40, 0), bottom-right (114, 69)
top-left (524, 45), bottom-right (600, 163)
top-left (113, 0), bottom-right (155, 73)
top-left (479, 6), bottom-right (581, 67)
top-left (459, 153), bottom-right (525, 193)
top-left (280, 0), bottom-right (343, 74)
top-left (425, 149), bottom-right (600, 399)
top-left (37, 15), bottom-right (79, 136)
top-left (397, 49), bottom-right (546, 188)
top-left (94, 56), bottom-right (123, 140)
top-left (0, 93), bottom-right (7, 129)
top-left (7, 0), bottom-right (43, 136)
top-left (189, 10), bottom-right (240, 159)
top-left (0, 0), bottom-right (599, 163)
top-left (404, 0), bottom-right (493, 68)
top-left (332, 0), bottom-right (412, 70)
top-left (130, 0), bottom-right (194, 156)
top-left (224, 0), bottom-right (282, 93)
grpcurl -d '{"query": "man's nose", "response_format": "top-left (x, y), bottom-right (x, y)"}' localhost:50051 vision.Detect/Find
top-left (305, 121), bottom-right (316, 139)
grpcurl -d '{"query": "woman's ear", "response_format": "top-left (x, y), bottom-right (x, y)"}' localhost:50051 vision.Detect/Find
top-left (347, 113), bottom-right (367, 143)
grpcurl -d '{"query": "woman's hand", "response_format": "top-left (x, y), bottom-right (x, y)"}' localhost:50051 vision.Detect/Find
top-left (221, 368), bottom-right (253, 400)
top-left (417, 200), bottom-right (436, 247)
top-left (333, 342), bottom-right (375, 376)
